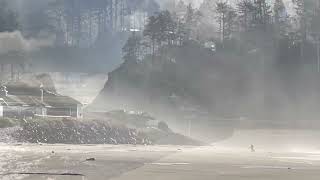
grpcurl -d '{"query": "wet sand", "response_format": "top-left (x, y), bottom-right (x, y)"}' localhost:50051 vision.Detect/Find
top-left (1, 144), bottom-right (320, 180)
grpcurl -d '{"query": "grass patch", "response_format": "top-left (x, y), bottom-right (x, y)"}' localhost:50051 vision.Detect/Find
top-left (0, 118), bottom-right (20, 128)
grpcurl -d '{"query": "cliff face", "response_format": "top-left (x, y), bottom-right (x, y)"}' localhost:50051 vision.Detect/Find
top-left (91, 42), bottom-right (255, 141)
top-left (93, 37), bottom-right (320, 132)
top-left (93, 41), bottom-right (256, 117)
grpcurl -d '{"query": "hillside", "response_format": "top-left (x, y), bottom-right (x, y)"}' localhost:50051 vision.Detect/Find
top-left (91, 36), bottom-right (320, 142)
top-left (91, 42), bottom-right (249, 141)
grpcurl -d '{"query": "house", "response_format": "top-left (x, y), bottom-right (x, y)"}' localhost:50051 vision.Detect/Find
top-left (0, 83), bottom-right (83, 119)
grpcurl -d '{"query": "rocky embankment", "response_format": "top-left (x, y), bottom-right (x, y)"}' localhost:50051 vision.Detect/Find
top-left (12, 119), bottom-right (152, 145)
top-left (0, 118), bottom-right (203, 145)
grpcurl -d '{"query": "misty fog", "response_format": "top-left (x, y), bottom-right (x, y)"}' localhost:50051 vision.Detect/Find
top-left (2, 1), bottom-right (320, 180)
top-left (1, 0), bottom-right (320, 149)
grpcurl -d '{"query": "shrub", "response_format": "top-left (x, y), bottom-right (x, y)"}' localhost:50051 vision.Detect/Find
top-left (0, 118), bottom-right (19, 128)
top-left (158, 121), bottom-right (171, 132)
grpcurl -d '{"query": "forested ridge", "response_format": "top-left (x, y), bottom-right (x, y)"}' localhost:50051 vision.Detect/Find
top-left (95, 0), bottom-right (320, 123)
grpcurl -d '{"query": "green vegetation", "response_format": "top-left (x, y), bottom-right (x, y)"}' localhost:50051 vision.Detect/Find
top-left (0, 118), bottom-right (20, 128)
top-left (96, 0), bottom-right (320, 121)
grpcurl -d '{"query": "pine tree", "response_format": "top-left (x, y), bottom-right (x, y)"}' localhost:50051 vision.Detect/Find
top-left (237, 0), bottom-right (255, 32)
top-left (215, 1), bottom-right (236, 44)
top-left (144, 15), bottom-right (159, 59)
top-left (123, 34), bottom-right (142, 63)
top-left (252, 0), bottom-right (272, 31)
top-left (203, 0), bottom-right (217, 22)
top-left (274, 0), bottom-right (290, 38)
top-left (185, 3), bottom-right (195, 40)
top-left (292, 0), bottom-right (315, 61)
top-left (157, 11), bottom-right (176, 46)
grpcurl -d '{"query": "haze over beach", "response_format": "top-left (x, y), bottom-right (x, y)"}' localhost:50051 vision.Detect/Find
top-left (1, 0), bottom-right (320, 179)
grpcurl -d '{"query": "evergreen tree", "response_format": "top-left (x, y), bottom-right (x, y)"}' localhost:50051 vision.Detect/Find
top-left (199, 0), bottom-right (216, 25)
top-left (273, 0), bottom-right (290, 38)
top-left (122, 34), bottom-right (142, 63)
top-left (144, 11), bottom-right (177, 56)
top-left (215, 1), bottom-right (236, 44)
top-left (144, 15), bottom-right (160, 59)
top-left (252, 0), bottom-right (272, 31)
top-left (292, 0), bottom-right (315, 60)
top-left (185, 3), bottom-right (195, 31)
top-left (157, 11), bottom-right (175, 46)
top-left (184, 3), bottom-right (202, 40)
top-left (237, 0), bottom-right (255, 32)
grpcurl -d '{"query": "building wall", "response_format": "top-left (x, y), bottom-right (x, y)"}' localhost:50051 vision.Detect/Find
top-left (0, 106), bottom-right (3, 117)
top-left (3, 106), bottom-right (35, 118)
top-left (0, 105), bottom-right (82, 119)
top-left (77, 104), bottom-right (83, 119)
top-left (47, 107), bottom-right (73, 117)
top-left (35, 107), bottom-right (47, 116)
top-left (46, 105), bottom-right (82, 118)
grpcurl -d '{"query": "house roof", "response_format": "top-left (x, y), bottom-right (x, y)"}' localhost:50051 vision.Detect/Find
top-left (6, 83), bottom-right (45, 96)
top-left (1, 95), bottom-right (42, 107)
top-left (0, 83), bottom-right (81, 108)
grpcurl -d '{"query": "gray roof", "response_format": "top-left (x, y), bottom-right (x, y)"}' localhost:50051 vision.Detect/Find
top-left (0, 83), bottom-right (81, 108)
